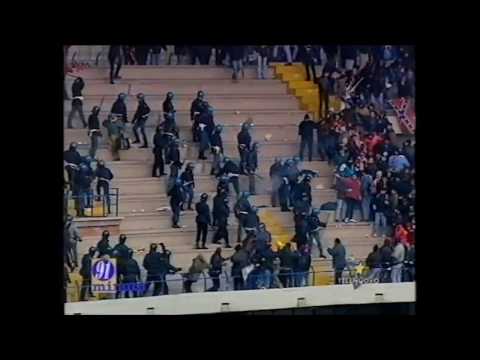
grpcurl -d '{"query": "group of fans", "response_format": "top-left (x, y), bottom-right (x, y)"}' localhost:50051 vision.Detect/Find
top-left (64, 44), bottom-right (416, 301)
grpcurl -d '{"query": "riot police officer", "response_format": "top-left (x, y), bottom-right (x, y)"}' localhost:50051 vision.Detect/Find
top-left (152, 125), bottom-right (168, 177)
top-left (245, 142), bottom-right (259, 195)
top-left (112, 234), bottom-right (131, 298)
top-left (168, 178), bottom-right (185, 228)
top-left (244, 206), bottom-right (260, 236)
top-left (279, 177), bottom-right (291, 212)
top-left (234, 192), bottom-right (252, 243)
top-left (79, 246), bottom-right (96, 301)
top-left (195, 193), bottom-right (211, 249)
top-left (64, 142), bottom-right (82, 186)
top-left (237, 122), bottom-right (252, 174)
top-left (143, 243), bottom-right (181, 296)
top-left (132, 93), bottom-right (151, 148)
top-left (121, 249), bottom-right (141, 298)
top-left (94, 160), bottom-right (114, 214)
top-left (180, 163), bottom-right (195, 210)
top-left (210, 124), bottom-right (224, 154)
top-left (67, 77), bottom-right (87, 128)
top-left (88, 106), bottom-right (102, 159)
top-left (198, 123), bottom-right (210, 160)
top-left (190, 91), bottom-right (205, 142)
top-left (217, 157), bottom-right (241, 196)
top-left (212, 192), bottom-right (231, 248)
top-left (165, 139), bottom-right (183, 170)
top-left (110, 93), bottom-right (130, 150)
top-left (96, 230), bottom-right (113, 258)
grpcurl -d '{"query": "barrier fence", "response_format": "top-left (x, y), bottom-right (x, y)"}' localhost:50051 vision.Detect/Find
top-left (65, 187), bottom-right (119, 217)
top-left (65, 264), bottom-right (415, 303)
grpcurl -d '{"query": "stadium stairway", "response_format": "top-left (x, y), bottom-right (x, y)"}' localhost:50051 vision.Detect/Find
top-left (64, 65), bottom-right (380, 286)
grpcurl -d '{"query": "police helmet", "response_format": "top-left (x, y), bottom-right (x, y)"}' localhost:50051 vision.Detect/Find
top-left (88, 247), bottom-right (97, 256)
top-left (92, 105), bottom-right (100, 114)
top-left (200, 193), bottom-right (208, 201)
top-left (167, 91), bottom-right (174, 99)
top-left (119, 234), bottom-right (127, 243)
top-left (136, 93), bottom-right (145, 100)
top-left (197, 91), bottom-right (205, 98)
top-left (215, 124), bottom-right (223, 132)
top-left (150, 243), bottom-right (158, 252)
top-left (118, 93), bottom-right (127, 100)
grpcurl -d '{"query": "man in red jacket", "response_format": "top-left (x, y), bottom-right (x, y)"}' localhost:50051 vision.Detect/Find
top-left (344, 174), bottom-right (362, 223)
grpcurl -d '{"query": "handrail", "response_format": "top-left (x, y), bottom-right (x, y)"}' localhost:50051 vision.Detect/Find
top-left (65, 187), bottom-right (119, 217)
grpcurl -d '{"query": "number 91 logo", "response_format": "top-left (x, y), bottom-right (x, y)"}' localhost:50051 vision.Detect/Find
top-left (92, 259), bottom-right (116, 281)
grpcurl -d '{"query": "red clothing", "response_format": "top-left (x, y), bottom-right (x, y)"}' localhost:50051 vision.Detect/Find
top-left (344, 178), bottom-right (362, 201)
top-left (406, 229), bottom-right (415, 246)
top-left (395, 225), bottom-right (409, 246)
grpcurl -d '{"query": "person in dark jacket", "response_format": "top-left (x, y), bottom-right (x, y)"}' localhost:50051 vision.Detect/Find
top-left (298, 113), bottom-right (316, 162)
top-left (94, 160), bottom-right (114, 214)
top-left (64, 142), bottom-right (82, 186)
top-left (134, 45), bottom-right (150, 65)
top-left (165, 138), bottom-right (183, 168)
top-left (152, 126), bottom-right (168, 177)
top-left (279, 177), bottom-right (291, 212)
top-left (244, 206), bottom-right (260, 237)
top-left (379, 238), bottom-right (394, 283)
top-left (270, 158), bottom-right (283, 207)
top-left (67, 77), bottom-right (86, 128)
top-left (246, 142), bottom-right (259, 195)
top-left (168, 178), bottom-right (185, 228)
top-left (404, 244), bottom-right (415, 282)
top-left (208, 247), bottom-right (228, 291)
top-left (143, 243), bottom-right (181, 296)
top-left (212, 192), bottom-right (231, 248)
top-left (112, 234), bottom-right (131, 277)
top-left (278, 243), bottom-right (296, 288)
top-left (372, 188), bottom-right (389, 237)
top-left (120, 249), bottom-right (141, 298)
top-left (255, 45), bottom-right (270, 79)
top-left (327, 238), bottom-right (347, 284)
top-left (108, 46), bottom-right (122, 84)
top-left (180, 163), bottom-right (195, 210)
top-left (198, 103), bottom-right (216, 137)
top-left (162, 91), bottom-right (176, 120)
top-left (237, 122), bottom-right (252, 174)
top-left (131, 93), bottom-right (151, 148)
top-left (217, 157), bottom-right (240, 196)
top-left (299, 45), bottom-right (318, 82)
top-left (102, 115), bottom-right (125, 160)
top-left (210, 124), bottom-right (224, 155)
top-left (195, 193), bottom-right (211, 249)
top-left (197, 123), bottom-right (210, 160)
top-left (365, 244), bottom-right (382, 281)
top-left (307, 208), bottom-right (327, 258)
top-left (234, 192), bottom-right (252, 243)
top-left (190, 91), bottom-right (205, 142)
top-left (110, 93), bottom-right (130, 150)
top-left (229, 46), bottom-right (245, 80)
top-left (79, 246), bottom-right (97, 301)
top-left (294, 212), bottom-right (309, 249)
top-left (294, 245), bottom-right (312, 287)
top-left (96, 230), bottom-right (112, 258)
top-left (230, 244), bottom-right (249, 290)
top-left (88, 106), bottom-right (102, 158)
top-left (149, 45), bottom-right (167, 65)
top-left (73, 163), bottom-right (94, 217)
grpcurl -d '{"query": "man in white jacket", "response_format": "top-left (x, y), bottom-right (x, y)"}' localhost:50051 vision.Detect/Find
top-left (391, 239), bottom-right (405, 283)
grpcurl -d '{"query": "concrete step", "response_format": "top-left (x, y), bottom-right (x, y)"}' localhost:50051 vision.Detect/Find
top-left (74, 66), bottom-right (275, 80)
top-left (79, 80), bottom-right (288, 96)
top-left (65, 95), bottom-right (300, 112)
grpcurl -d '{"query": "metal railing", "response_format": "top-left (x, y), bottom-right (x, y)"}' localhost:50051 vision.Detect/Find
top-left (64, 187), bottom-right (119, 217)
top-left (65, 264), bottom-right (415, 302)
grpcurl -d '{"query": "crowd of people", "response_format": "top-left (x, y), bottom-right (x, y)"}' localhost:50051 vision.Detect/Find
top-left (64, 44), bottom-right (416, 301)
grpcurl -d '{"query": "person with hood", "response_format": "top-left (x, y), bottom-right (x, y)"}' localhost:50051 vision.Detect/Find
top-left (230, 244), bottom-right (249, 290)
top-left (278, 177), bottom-right (291, 212)
top-left (168, 178), bottom-right (185, 228)
top-left (131, 93), bottom-right (151, 148)
top-left (64, 142), bottom-right (83, 186)
top-left (79, 246), bottom-right (96, 301)
top-left (152, 125), bottom-right (168, 177)
top-left (208, 247), bottom-right (229, 291)
top-left (298, 113), bottom-right (316, 161)
top-left (96, 230), bottom-right (113, 258)
top-left (87, 106), bottom-right (102, 159)
top-left (110, 93), bottom-right (130, 150)
top-left (108, 45), bottom-right (122, 84)
top-left (190, 91), bottom-right (205, 142)
top-left (67, 77), bottom-right (87, 129)
top-left (270, 158), bottom-right (284, 207)
top-left (365, 244), bottom-right (382, 282)
top-left (143, 243), bottom-right (182, 296)
top-left (120, 249), bottom-right (141, 298)
top-left (327, 238), bottom-right (347, 285)
top-left (234, 192), bottom-right (252, 243)
top-left (212, 192), bottom-right (231, 248)
top-left (246, 142), bottom-right (259, 195)
top-left (307, 208), bottom-right (327, 258)
top-left (217, 157), bottom-right (240, 196)
top-left (195, 193), bottom-right (211, 249)
top-left (294, 245), bottom-right (312, 287)
top-left (183, 254), bottom-right (209, 293)
top-left (94, 160), bottom-right (114, 214)
top-left (180, 163), bottom-right (196, 211)
top-left (64, 214), bottom-right (82, 268)
top-left (102, 114), bottom-right (125, 161)
top-left (237, 122), bottom-right (252, 174)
